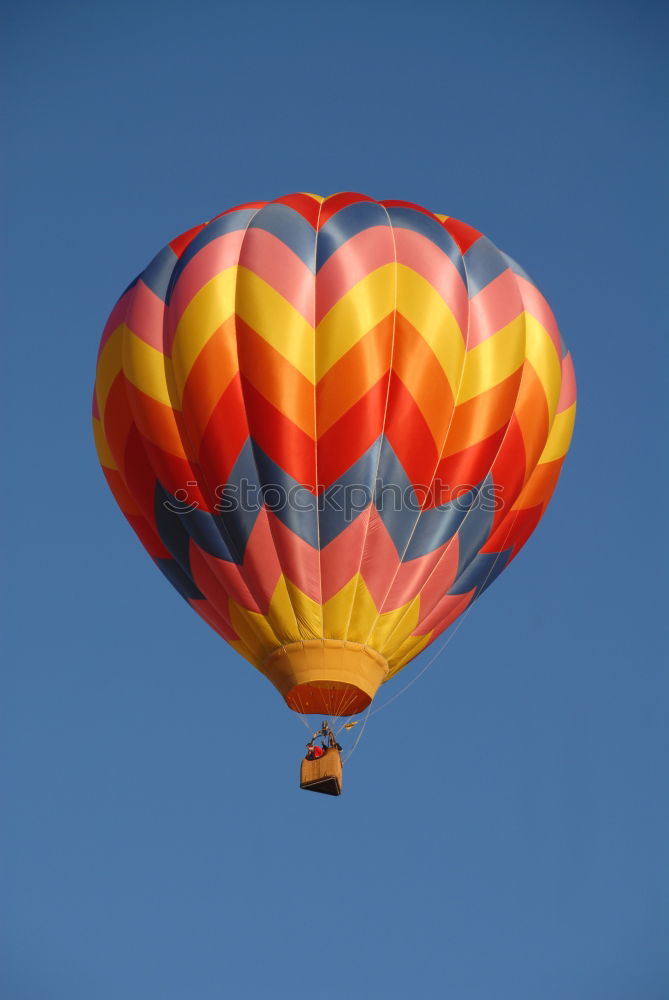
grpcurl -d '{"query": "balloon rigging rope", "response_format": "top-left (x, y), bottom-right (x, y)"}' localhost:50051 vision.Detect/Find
top-left (295, 513), bottom-right (520, 763)
top-left (339, 511), bottom-right (521, 763)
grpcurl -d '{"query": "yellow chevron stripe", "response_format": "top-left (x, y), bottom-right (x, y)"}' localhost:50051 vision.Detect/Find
top-left (123, 330), bottom-right (176, 408)
top-left (229, 601), bottom-right (282, 662)
top-left (316, 264), bottom-right (396, 379)
top-left (319, 573), bottom-right (420, 653)
top-left (321, 576), bottom-right (362, 638)
top-left (540, 402), bottom-right (576, 463)
top-left (92, 417), bottom-right (116, 470)
top-left (229, 575), bottom-right (310, 660)
top-left (386, 631), bottom-right (432, 674)
top-left (231, 571), bottom-right (426, 661)
top-left (95, 325), bottom-right (124, 416)
top-left (285, 578), bottom-right (323, 639)
top-left (524, 313), bottom-right (562, 418)
top-left (228, 639), bottom-right (260, 667)
top-left (370, 591), bottom-right (421, 653)
top-left (171, 269), bottom-right (238, 396)
top-left (235, 268), bottom-right (315, 381)
top-left (396, 265), bottom-right (466, 393)
top-left (458, 313), bottom-right (526, 403)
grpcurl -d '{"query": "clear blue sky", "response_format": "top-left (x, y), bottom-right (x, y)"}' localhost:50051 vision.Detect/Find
top-left (3, 2), bottom-right (667, 998)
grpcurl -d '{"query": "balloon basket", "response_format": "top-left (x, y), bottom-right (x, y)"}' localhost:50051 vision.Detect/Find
top-left (300, 748), bottom-right (342, 796)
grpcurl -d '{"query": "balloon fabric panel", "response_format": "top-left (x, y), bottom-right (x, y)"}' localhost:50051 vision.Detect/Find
top-left (93, 192), bottom-right (576, 715)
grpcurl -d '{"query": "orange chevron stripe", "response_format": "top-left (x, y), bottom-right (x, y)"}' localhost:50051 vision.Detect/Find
top-left (101, 466), bottom-right (141, 517)
top-left (179, 316), bottom-right (239, 438)
top-left (240, 376), bottom-right (316, 486)
top-left (103, 374), bottom-right (135, 472)
top-left (198, 373), bottom-right (249, 485)
top-left (316, 314), bottom-right (394, 436)
top-left (486, 414), bottom-right (528, 521)
top-left (435, 426), bottom-right (507, 502)
top-left (237, 319), bottom-right (315, 438)
top-left (384, 372), bottom-right (440, 489)
top-left (442, 369), bottom-right (522, 458)
top-left (316, 377), bottom-right (388, 487)
top-left (513, 362), bottom-right (550, 472)
top-left (393, 312), bottom-right (455, 447)
top-left (124, 380), bottom-right (194, 462)
top-left (513, 456), bottom-right (563, 510)
top-left (492, 505), bottom-right (543, 561)
top-left (139, 436), bottom-right (210, 510)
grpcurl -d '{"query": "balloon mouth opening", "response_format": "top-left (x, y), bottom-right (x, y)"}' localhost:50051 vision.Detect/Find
top-left (285, 681), bottom-right (371, 717)
top-left (261, 640), bottom-right (388, 717)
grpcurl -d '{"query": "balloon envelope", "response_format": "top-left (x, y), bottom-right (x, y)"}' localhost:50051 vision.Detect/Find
top-left (93, 192), bottom-right (576, 716)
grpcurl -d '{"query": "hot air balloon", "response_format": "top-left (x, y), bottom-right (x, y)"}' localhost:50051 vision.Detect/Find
top-left (93, 192), bottom-right (576, 780)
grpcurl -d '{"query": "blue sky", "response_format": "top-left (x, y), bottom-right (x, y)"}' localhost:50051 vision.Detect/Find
top-left (3, 1), bottom-right (668, 998)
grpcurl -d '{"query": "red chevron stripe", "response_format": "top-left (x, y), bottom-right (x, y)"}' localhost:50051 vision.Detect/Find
top-left (101, 466), bottom-right (140, 518)
top-left (190, 540), bottom-right (263, 615)
top-left (123, 424), bottom-right (162, 524)
top-left (103, 374), bottom-right (135, 471)
top-left (139, 435), bottom-right (211, 512)
top-left (317, 192), bottom-right (375, 229)
top-left (124, 380), bottom-right (193, 462)
top-left (384, 372), bottom-right (440, 491)
top-left (236, 318), bottom-right (314, 437)
top-left (435, 427), bottom-right (507, 505)
top-left (169, 222), bottom-right (207, 258)
top-left (393, 312), bottom-right (455, 447)
top-left (240, 376), bottom-right (316, 488)
top-left (514, 362), bottom-right (550, 472)
top-left (316, 315), bottom-right (393, 435)
top-left (180, 318), bottom-right (239, 452)
top-left (316, 376), bottom-right (388, 488)
top-left (198, 373), bottom-right (249, 487)
top-left (188, 597), bottom-right (240, 643)
top-left (129, 514), bottom-right (171, 560)
top-left (488, 504), bottom-right (542, 562)
top-left (380, 198), bottom-right (438, 220)
top-left (485, 416), bottom-right (528, 534)
top-left (440, 217), bottom-right (481, 254)
top-left (272, 192), bottom-right (321, 226)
